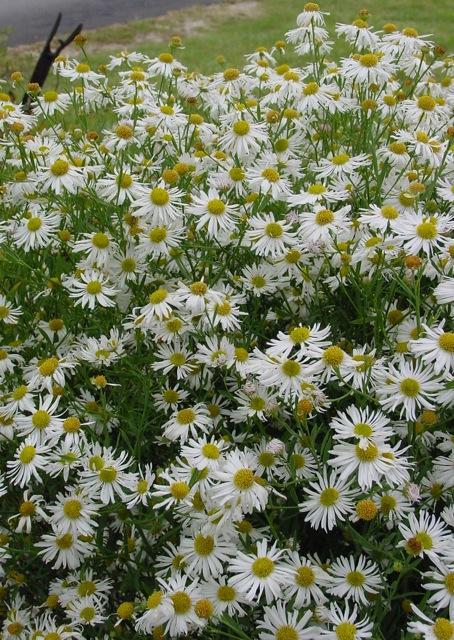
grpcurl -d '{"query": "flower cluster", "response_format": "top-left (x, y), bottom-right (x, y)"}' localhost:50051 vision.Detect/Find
top-left (0, 3), bottom-right (453, 639)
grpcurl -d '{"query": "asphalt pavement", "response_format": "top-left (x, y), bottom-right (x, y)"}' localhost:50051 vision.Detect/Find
top-left (0, 0), bottom-right (221, 46)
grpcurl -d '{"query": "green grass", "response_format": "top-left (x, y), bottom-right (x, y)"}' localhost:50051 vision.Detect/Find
top-left (3, 0), bottom-right (453, 82)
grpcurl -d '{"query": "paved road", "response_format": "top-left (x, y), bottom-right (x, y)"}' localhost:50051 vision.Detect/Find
top-left (0, 0), bottom-right (221, 46)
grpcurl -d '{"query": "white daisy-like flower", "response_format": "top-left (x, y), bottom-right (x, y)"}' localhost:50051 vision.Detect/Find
top-left (313, 602), bottom-right (373, 639)
top-left (64, 269), bottom-right (118, 309)
top-left (12, 210), bottom-right (60, 251)
top-left (36, 157), bottom-right (85, 195)
top-left (299, 470), bottom-right (357, 531)
top-left (258, 601), bottom-right (317, 640)
top-left (410, 321), bottom-right (454, 374)
top-left (377, 361), bottom-right (443, 421)
top-left (283, 551), bottom-right (329, 607)
top-left (187, 188), bottom-right (239, 236)
top-left (330, 405), bottom-right (394, 448)
top-left (211, 450), bottom-right (269, 513)
top-left (407, 604), bottom-right (454, 640)
top-left (246, 214), bottom-right (298, 258)
top-left (398, 510), bottom-right (452, 564)
top-left (327, 555), bottom-right (382, 605)
top-left (228, 539), bottom-right (291, 604)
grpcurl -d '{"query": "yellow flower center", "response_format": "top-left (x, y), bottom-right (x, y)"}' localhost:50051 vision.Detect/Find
top-left (115, 124), bottom-right (133, 139)
top-left (444, 573), bottom-right (454, 595)
top-left (261, 167), bottom-right (280, 183)
top-left (117, 173), bottom-right (133, 188)
top-left (150, 187), bottom-right (170, 206)
top-left (417, 95), bottom-right (436, 111)
top-left (295, 565), bottom-right (315, 587)
top-left (218, 585), bottom-right (235, 601)
top-left (32, 410), bottom-right (50, 430)
top-left (63, 499), bottom-right (82, 519)
top-left (147, 591), bottom-right (164, 609)
top-left (223, 67), bottom-right (240, 81)
top-left (149, 288), bottom-right (168, 304)
top-left (99, 466), bottom-right (117, 483)
top-left (202, 443), bottom-right (220, 459)
top-left (216, 301), bottom-right (232, 316)
top-left (159, 52), bottom-right (174, 63)
top-left (315, 209), bottom-right (334, 225)
top-left (323, 346), bottom-right (344, 366)
top-left (400, 377), bottom-right (420, 397)
top-left (86, 281), bottom-right (102, 295)
top-left (190, 281), bottom-right (208, 295)
top-left (251, 557), bottom-right (274, 578)
top-left (19, 445), bottom-right (36, 464)
top-left (170, 352), bottom-right (186, 366)
top-left (19, 500), bottom-right (36, 516)
top-left (207, 199), bottom-right (226, 215)
top-left (194, 599), bottom-right (213, 619)
top-left (170, 481), bottom-right (190, 500)
top-left (117, 602), bottom-right (134, 619)
top-left (233, 120), bottom-right (250, 136)
top-left (433, 618), bottom-right (454, 640)
top-left (439, 332), bottom-right (454, 353)
top-left (281, 359), bottom-right (301, 377)
top-left (359, 53), bottom-right (379, 67)
top-left (171, 591), bottom-right (191, 615)
top-left (346, 570), bottom-right (365, 586)
top-left (336, 622), bottom-right (357, 640)
top-left (276, 627), bottom-right (298, 640)
top-left (176, 408), bottom-right (196, 424)
top-left (265, 222), bottom-right (283, 238)
top-left (163, 389), bottom-right (179, 403)
top-left (380, 495), bottom-right (397, 515)
top-left (258, 451), bottom-right (275, 467)
top-left (194, 534), bottom-right (215, 556)
top-left (92, 232), bottom-right (110, 249)
top-left (320, 487), bottom-right (339, 506)
top-left (354, 422), bottom-right (373, 437)
top-left (76, 63), bottom-right (91, 73)
top-left (80, 606), bottom-right (95, 622)
top-left (291, 453), bottom-right (306, 469)
top-left (56, 533), bottom-right (73, 549)
top-left (381, 205), bottom-right (399, 220)
top-left (27, 217), bottom-right (42, 231)
top-left (6, 623), bottom-right (24, 636)
top-left (250, 396), bottom-right (266, 411)
top-left (355, 442), bottom-right (379, 462)
top-left (332, 153), bottom-right (350, 165)
top-left (308, 183), bottom-right (326, 195)
top-left (230, 167), bottom-right (245, 181)
top-left (416, 221), bottom-right (437, 239)
top-left (39, 356), bottom-right (59, 376)
top-left (233, 468), bottom-right (255, 490)
top-left (48, 318), bottom-right (64, 332)
top-left (356, 498), bottom-right (378, 520)
top-left (50, 159), bottom-right (69, 176)
top-left (149, 226), bottom-right (167, 243)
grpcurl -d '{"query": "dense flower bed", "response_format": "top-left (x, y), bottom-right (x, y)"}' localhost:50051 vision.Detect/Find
top-left (0, 3), bottom-right (453, 639)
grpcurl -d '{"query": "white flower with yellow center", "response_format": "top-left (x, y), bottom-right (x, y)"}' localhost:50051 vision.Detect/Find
top-left (0, 294), bottom-right (22, 326)
top-left (377, 361), bottom-right (442, 421)
top-left (12, 209), bottom-right (60, 252)
top-left (299, 471), bottom-right (357, 531)
top-left (410, 321), bottom-right (454, 374)
top-left (330, 405), bottom-right (394, 449)
top-left (407, 603), bottom-right (454, 640)
top-left (218, 117), bottom-right (268, 158)
top-left (180, 531), bottom-right (234, 579)
top-left (247, 213), bottom-right (298, 258)
top-left (313, 151), bottom-right (370, 180)
top-left (394, 213), bottom-right (452, 256)
top-left (37, 157), bottom-right (85, 195)
top-left (423, 565), bottom-right (454, 619)
top-left (398, 511), bottom-right (452, 563)
top-left (64, 269), bottom-right (118, 310)
top-left (228, 539), bottom-right (291, 604)
top-left (283, 551), bottom-right (329, 607)
top-left (212, 450), bottom-right (269, 513)
top-left (187, 188), bottom-right (239, 237)
top-left (35, 527), bottom-right (94, 570)
top-left (15, 394), bottom-right (63, 445)
top-left (162, 403), bottom-right (211, 443)
top-left (258, 601), bottom-right (318, 640)
top-left (314, 602), bottom-right (373, 639)
top-left (327, 555), bottom-right (381, 605)
top-left (132, 183), bottom-right (183, 224)
top-left (73, 230), bottom-right (117, 267)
